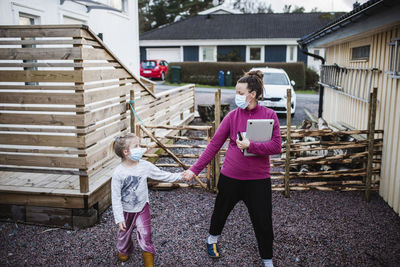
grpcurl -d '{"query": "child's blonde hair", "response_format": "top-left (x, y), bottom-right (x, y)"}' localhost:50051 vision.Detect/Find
top-left (113, 133), bottom-right (139, 158)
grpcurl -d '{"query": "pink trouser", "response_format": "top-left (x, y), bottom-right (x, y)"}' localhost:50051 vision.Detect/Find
top-left (117, 203), bottom-right (156, 255)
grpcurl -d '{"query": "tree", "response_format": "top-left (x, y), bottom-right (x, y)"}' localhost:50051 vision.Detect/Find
top-left (232, 0), bottom-right (269, 13)
top-left (311, 7), bottom-right (319, 12)
top-left (292, 6), bottom-right (305, 13)
top-left (283, 4), bottom-right (291, 13)
top-left (139, 0), bottom-right (217, 33)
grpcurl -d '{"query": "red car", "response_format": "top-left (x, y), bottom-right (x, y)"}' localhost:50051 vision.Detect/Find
top-left (140, 60), bottom-right (168, 80)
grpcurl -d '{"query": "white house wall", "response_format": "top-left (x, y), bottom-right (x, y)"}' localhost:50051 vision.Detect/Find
top-left (0, 0), bottom-right (140, 76)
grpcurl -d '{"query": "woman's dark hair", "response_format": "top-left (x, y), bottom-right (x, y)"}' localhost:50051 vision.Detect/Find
top-left (237, 70), bottom-right (264, 99)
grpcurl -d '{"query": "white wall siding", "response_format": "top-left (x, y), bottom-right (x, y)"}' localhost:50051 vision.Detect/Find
top-left (323, 24), bottom-right (400, 214)
top-left (0, 0), bottom-right (140, 76)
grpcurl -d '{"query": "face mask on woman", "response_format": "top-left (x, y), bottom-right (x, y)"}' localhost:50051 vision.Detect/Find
top-left (128, 147), bottom-right (143, 161)
top-left (235, 93), bottom-right (249, 109)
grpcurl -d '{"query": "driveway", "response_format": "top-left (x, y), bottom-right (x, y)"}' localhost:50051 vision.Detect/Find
top-left (155, 83), bottom-right (319, 127)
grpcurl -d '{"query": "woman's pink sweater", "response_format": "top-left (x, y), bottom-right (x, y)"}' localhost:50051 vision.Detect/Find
top-left (190, 104), bottom-right (282, 180)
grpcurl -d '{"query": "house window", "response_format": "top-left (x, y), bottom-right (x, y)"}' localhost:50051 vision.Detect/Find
top-left (351, 45), bottom-right (370, 60)
top-left (387, 38), bottom-right (400, 79)
top-left (313, 49), bottom-right (320, 61)
top-left (250, 47), bottom-right (261, 60)
top-left (246, 46), bottom-right (264, 63)
top-left (200, 46), bottom-right (216, 62)
top-left (286, 45), bottom-right (297, 62)
top-left (110, 0), bottom-right (127, 12)
top-left (19, 13), bottom-right (36, 25)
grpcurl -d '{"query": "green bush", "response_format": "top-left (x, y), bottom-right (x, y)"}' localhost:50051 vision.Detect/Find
top-left (305, 67), bottom-right (319, 90)
top-left (166, 62), bottom-right (306, 90)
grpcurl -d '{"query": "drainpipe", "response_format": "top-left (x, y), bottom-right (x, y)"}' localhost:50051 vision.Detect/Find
top-left (298, 44), bottom-right (325, 118)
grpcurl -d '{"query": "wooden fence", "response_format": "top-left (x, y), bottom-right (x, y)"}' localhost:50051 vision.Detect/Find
top-left (143, 88), bottom-right (383, 202)
top-left (0, 25), bottom-right (195, 195)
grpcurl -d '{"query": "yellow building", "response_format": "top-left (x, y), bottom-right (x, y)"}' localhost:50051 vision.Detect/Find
top-left (299, 0), bottom-right (400, 214)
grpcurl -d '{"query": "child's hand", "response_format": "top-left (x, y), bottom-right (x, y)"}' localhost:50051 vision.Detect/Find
top-left (118, 221), bottom-right (126, 231)
top-left (182, 169), bottom-right (195, 181)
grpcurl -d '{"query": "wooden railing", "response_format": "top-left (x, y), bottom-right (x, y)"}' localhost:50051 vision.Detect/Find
top-left (0, 25), bottom-right (195, 193)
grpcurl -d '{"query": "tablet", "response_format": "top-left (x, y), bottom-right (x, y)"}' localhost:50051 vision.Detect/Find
top-left (243, 119), bottom-right (274, 156)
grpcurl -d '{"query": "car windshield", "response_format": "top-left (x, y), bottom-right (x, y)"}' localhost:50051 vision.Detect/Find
top-left (141, 61), bottom-right (156, 69)
top-left (263, 73), bottom-right (289, 85)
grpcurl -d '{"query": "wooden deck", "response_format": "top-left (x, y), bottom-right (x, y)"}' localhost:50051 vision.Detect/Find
top-left (0, 158), bottom-right (119, 228)
top-left (0, 157), bottom-right (119, 209)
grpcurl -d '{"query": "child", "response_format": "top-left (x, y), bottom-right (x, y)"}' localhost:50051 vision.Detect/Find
top-left (111, 133), bottom-right (183, 266)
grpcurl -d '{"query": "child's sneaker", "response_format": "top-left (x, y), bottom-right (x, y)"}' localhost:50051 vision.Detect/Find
top-left (206, 242), bottom-right (220, 258)
top-left (117, 252), bottom-right (129, 262)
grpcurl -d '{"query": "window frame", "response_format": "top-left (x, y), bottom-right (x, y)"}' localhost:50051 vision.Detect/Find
top-left (246, 46), bottom-right (264, 63)
top-left (351, 45), bottom-right (371, 61)
top-left (386, 37), bottom-right (400, 79)
top-left (286, 45), bottom-right (297, 63)
top-left (199, 46), bottom-right (217, 62)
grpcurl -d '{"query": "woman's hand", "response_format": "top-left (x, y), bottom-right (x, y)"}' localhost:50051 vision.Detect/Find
top-left (118, 221), bottom-right (126, 231)
top-left (236, 136), bottom-right (250, 150)
top-left (182, 169), bottom-right (195, 181)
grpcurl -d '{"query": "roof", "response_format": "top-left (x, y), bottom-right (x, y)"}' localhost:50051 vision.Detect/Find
top-left (198, 5), bottom-right (242, 15)
top-left (298, 0), bottom-right (399, 46)
top-left (140, 13), bottom-right (344, 41)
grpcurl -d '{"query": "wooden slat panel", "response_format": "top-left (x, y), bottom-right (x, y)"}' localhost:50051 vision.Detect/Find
top-left (85, 119), bottom-right (129, 146)
top-left (84, 84), bottom-right (135, 104)
top-left (82, 48), bottom-right (113, 60)
top-left (0, 133), bottom-right (85, 147)
top-left (82, 69), bottom-right (131, 82)
top-left (0, 113), bottom-right (85, 126)
top-left (0, 70), bottom-right (82, 82)
top-left (0, 28), bottom-right (83, 38)
top-left (0, 147), bottom-right (85, 155)
top-left (0, 38), bottom-right (98, 46)
top-left (0, 92), bottom-right (84, 105)
top-left (0, 154), bottom-right (86, 169)
top-left (84, 102), bottom-right (126, 125)
top-left (0, 48), bottom-right (81, 60)
top-left (0, 85), bottom-right (83, 90)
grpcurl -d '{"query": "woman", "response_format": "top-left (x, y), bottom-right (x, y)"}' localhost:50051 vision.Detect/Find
top-left (183, 70), bottom-right (282, 267)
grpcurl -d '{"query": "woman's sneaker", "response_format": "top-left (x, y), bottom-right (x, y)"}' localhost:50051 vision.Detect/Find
top-left (206, 242), bottom-right (220, 258)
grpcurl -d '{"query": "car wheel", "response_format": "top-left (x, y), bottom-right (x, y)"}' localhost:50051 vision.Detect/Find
top-left (160, 72), bottom-right (165, 81)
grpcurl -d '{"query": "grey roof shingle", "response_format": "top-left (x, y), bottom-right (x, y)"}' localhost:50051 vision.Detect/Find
top-left (140, 13), bottom-right (343, 40)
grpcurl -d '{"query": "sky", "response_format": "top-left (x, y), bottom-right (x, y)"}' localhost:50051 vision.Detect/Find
top-left (223, 0), bottom-right (370, 12)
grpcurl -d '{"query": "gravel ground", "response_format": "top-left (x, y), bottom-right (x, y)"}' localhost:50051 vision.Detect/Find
top-left (1, 190), bottom-right (400, 266)
top-left (1, 119), bottom-right (400, 266)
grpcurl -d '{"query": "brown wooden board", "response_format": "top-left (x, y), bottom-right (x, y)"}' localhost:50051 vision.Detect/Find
top-left (0, 70), bottom-right (82, 82)
top-left (0, 48), bottom-right (82, 60)
top-left (26, 205), bottom-right (73, 228)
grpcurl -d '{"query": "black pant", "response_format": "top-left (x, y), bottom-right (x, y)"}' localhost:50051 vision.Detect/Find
top-left (209, 173), bottom-right (273, 259)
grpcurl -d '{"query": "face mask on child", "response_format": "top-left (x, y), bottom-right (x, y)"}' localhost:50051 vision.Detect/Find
top-left (235, 94), bottom-right (249, 109)
top-left (128, 147), bottom-right (143, 161)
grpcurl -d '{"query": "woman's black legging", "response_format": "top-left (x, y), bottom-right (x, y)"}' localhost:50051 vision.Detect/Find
top-left (209, 173), bottom-right (273, 259)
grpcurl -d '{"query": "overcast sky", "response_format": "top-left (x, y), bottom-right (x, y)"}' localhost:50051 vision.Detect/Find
top-left (224, 0), bottom-right (370, 12)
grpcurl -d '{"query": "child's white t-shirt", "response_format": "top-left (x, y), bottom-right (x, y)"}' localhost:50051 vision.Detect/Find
top-left (111, 159), bottom-right (182, 224)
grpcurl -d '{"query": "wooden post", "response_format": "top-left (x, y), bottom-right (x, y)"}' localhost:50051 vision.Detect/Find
top-left (74, 36), bottom-right (89, 193)
top-left (284, 89), bottom-right (291, 198)
top-left (214, 88), bottom-right (221, 189)
top-left (365, 87), bottom-right (377, 202)
top-left (210, 122), bottom-right (217, 191)
top-left (130, 90), bottom-right (135, 133)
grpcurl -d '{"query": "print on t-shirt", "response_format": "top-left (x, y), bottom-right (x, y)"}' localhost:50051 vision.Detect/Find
top-left (121, 175), bottom-right (141, 206)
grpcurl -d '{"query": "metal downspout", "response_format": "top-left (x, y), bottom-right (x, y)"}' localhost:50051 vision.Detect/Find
top-left (298, 44), bottom-right (326, 118)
